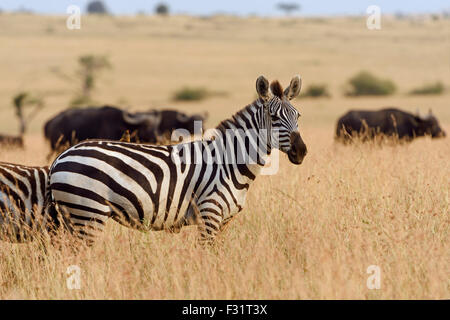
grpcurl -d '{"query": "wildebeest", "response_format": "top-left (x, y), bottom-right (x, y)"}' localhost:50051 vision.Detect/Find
top-left (335, 108), bottom-right (446, 142)
top-left (156, 109), bottom-right (207, 142)
top-left (44, 105), bottom-right (207, 151)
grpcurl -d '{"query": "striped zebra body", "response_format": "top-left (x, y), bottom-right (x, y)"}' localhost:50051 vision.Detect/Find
top-left (47, 75), bottom-right (307, 244)
top-left (0, 162), bottom-right (50, 241)
top-left (50, 137), bottom-right (254, 238)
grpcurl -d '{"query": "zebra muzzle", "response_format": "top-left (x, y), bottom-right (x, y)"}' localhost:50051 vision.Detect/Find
top-left (288, 131), bottom-right (307, 165)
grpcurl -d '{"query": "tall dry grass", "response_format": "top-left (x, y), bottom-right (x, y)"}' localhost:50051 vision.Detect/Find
top-left (0, 130), bottom-right (448, 299)
top-left (0, 14), bottom-right (448, 299)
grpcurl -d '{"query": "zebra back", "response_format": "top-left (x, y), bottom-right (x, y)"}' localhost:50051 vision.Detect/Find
top-left (0, 162), bottom-right (50, 242)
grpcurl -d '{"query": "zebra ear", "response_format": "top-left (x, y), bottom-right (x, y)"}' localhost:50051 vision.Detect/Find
top-left (256, 76), bottom-right (270, 102)
top-left (284, 75), bottom-right (302, 100)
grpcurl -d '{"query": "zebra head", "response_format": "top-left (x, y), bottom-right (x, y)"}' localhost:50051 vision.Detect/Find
top-left (256, 75), bottom-right (307, 165)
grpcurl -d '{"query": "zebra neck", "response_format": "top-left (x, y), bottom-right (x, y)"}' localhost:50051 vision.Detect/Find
top-left (213, 100), bottom-right (271, 179)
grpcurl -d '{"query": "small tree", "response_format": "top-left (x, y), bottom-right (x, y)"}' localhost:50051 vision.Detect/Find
top-left (155, 3), bottom-right (169, 16)
top-left (71, 55), bottom-right (111, 106)
top-left (12, 92), bottom-right (44, 135)
top-left (86, 1), bottom-right (108, 15)
top-left (301, 84), bottom-right (331, 98)
top-left (276, 3), bottom-right (300, 15)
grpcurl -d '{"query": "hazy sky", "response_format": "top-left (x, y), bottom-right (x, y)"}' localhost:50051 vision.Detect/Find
top-left (1, 0), bottom-right (449, 16)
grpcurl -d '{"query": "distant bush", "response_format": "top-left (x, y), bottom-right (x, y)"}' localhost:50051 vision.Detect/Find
top-left (70, 54), bottom-right (112, 107)
top-left (155, 3), bottom-right (169, 16)
top-left (70, 95), bottom-right (92, 108)
top-left (345, 71), bottom-right (396, 96)
top-left (86, 1), bottom-right (108, 15)
top-left (301, 84), bottom-right (331, 98)
top-left (45, 25), bottom-right (55, 34)
top-left (410, 82), bottom-right (444, 95)
top-left (276, 3), bottom-right (301, 15)
top-left (173, 87), bottom-right (209, 101)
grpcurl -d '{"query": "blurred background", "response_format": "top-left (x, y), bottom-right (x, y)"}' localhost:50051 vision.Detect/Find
top-left (0, 0), bottom-right (449, 161)
top-left (0, 1), bottom-right (449, 300)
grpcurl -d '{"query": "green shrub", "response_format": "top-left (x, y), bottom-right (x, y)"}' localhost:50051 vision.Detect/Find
top-left (301, 84), bottom-right (331, 98)
top-left (345, 71), bottom-right (396, 96)
top-left (410, 82), bottom-right (444, 95)
top-left (12, 91), bottom-right (44, 134)
top-left (173, 87), bottom-right (209, 101)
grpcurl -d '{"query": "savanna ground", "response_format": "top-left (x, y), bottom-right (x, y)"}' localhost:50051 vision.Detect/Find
top-left (0, 13), bottom-right (449, 299)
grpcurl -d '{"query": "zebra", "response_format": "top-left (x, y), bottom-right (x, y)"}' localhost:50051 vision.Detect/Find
top-left (0, 162), bottom-right (52, 242)
top-left (46, 75), bottom-right (307, 244)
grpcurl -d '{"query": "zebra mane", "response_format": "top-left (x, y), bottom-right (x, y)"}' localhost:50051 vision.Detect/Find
top-left (215, 99), bottom-right (264, 134)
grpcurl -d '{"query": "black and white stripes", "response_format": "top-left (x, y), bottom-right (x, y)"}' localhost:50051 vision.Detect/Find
top-left (0, 162), bottom-right (49, 241)
top-left (47, 75), bottom-right (307, 244)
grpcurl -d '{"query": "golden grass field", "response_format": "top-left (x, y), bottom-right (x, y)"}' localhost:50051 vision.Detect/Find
top-left (0, 13), bottom-right (449, 299)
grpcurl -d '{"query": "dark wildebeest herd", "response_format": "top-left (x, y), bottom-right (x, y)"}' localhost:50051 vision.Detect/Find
top-left (44, 105), bottom-right (208, 152)
top-left (335, 107), bottom-right (446, 142)
top-left (0, 76), bottom-right (446, 244)
top-left (1, 104), bottom-right (207, 242)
